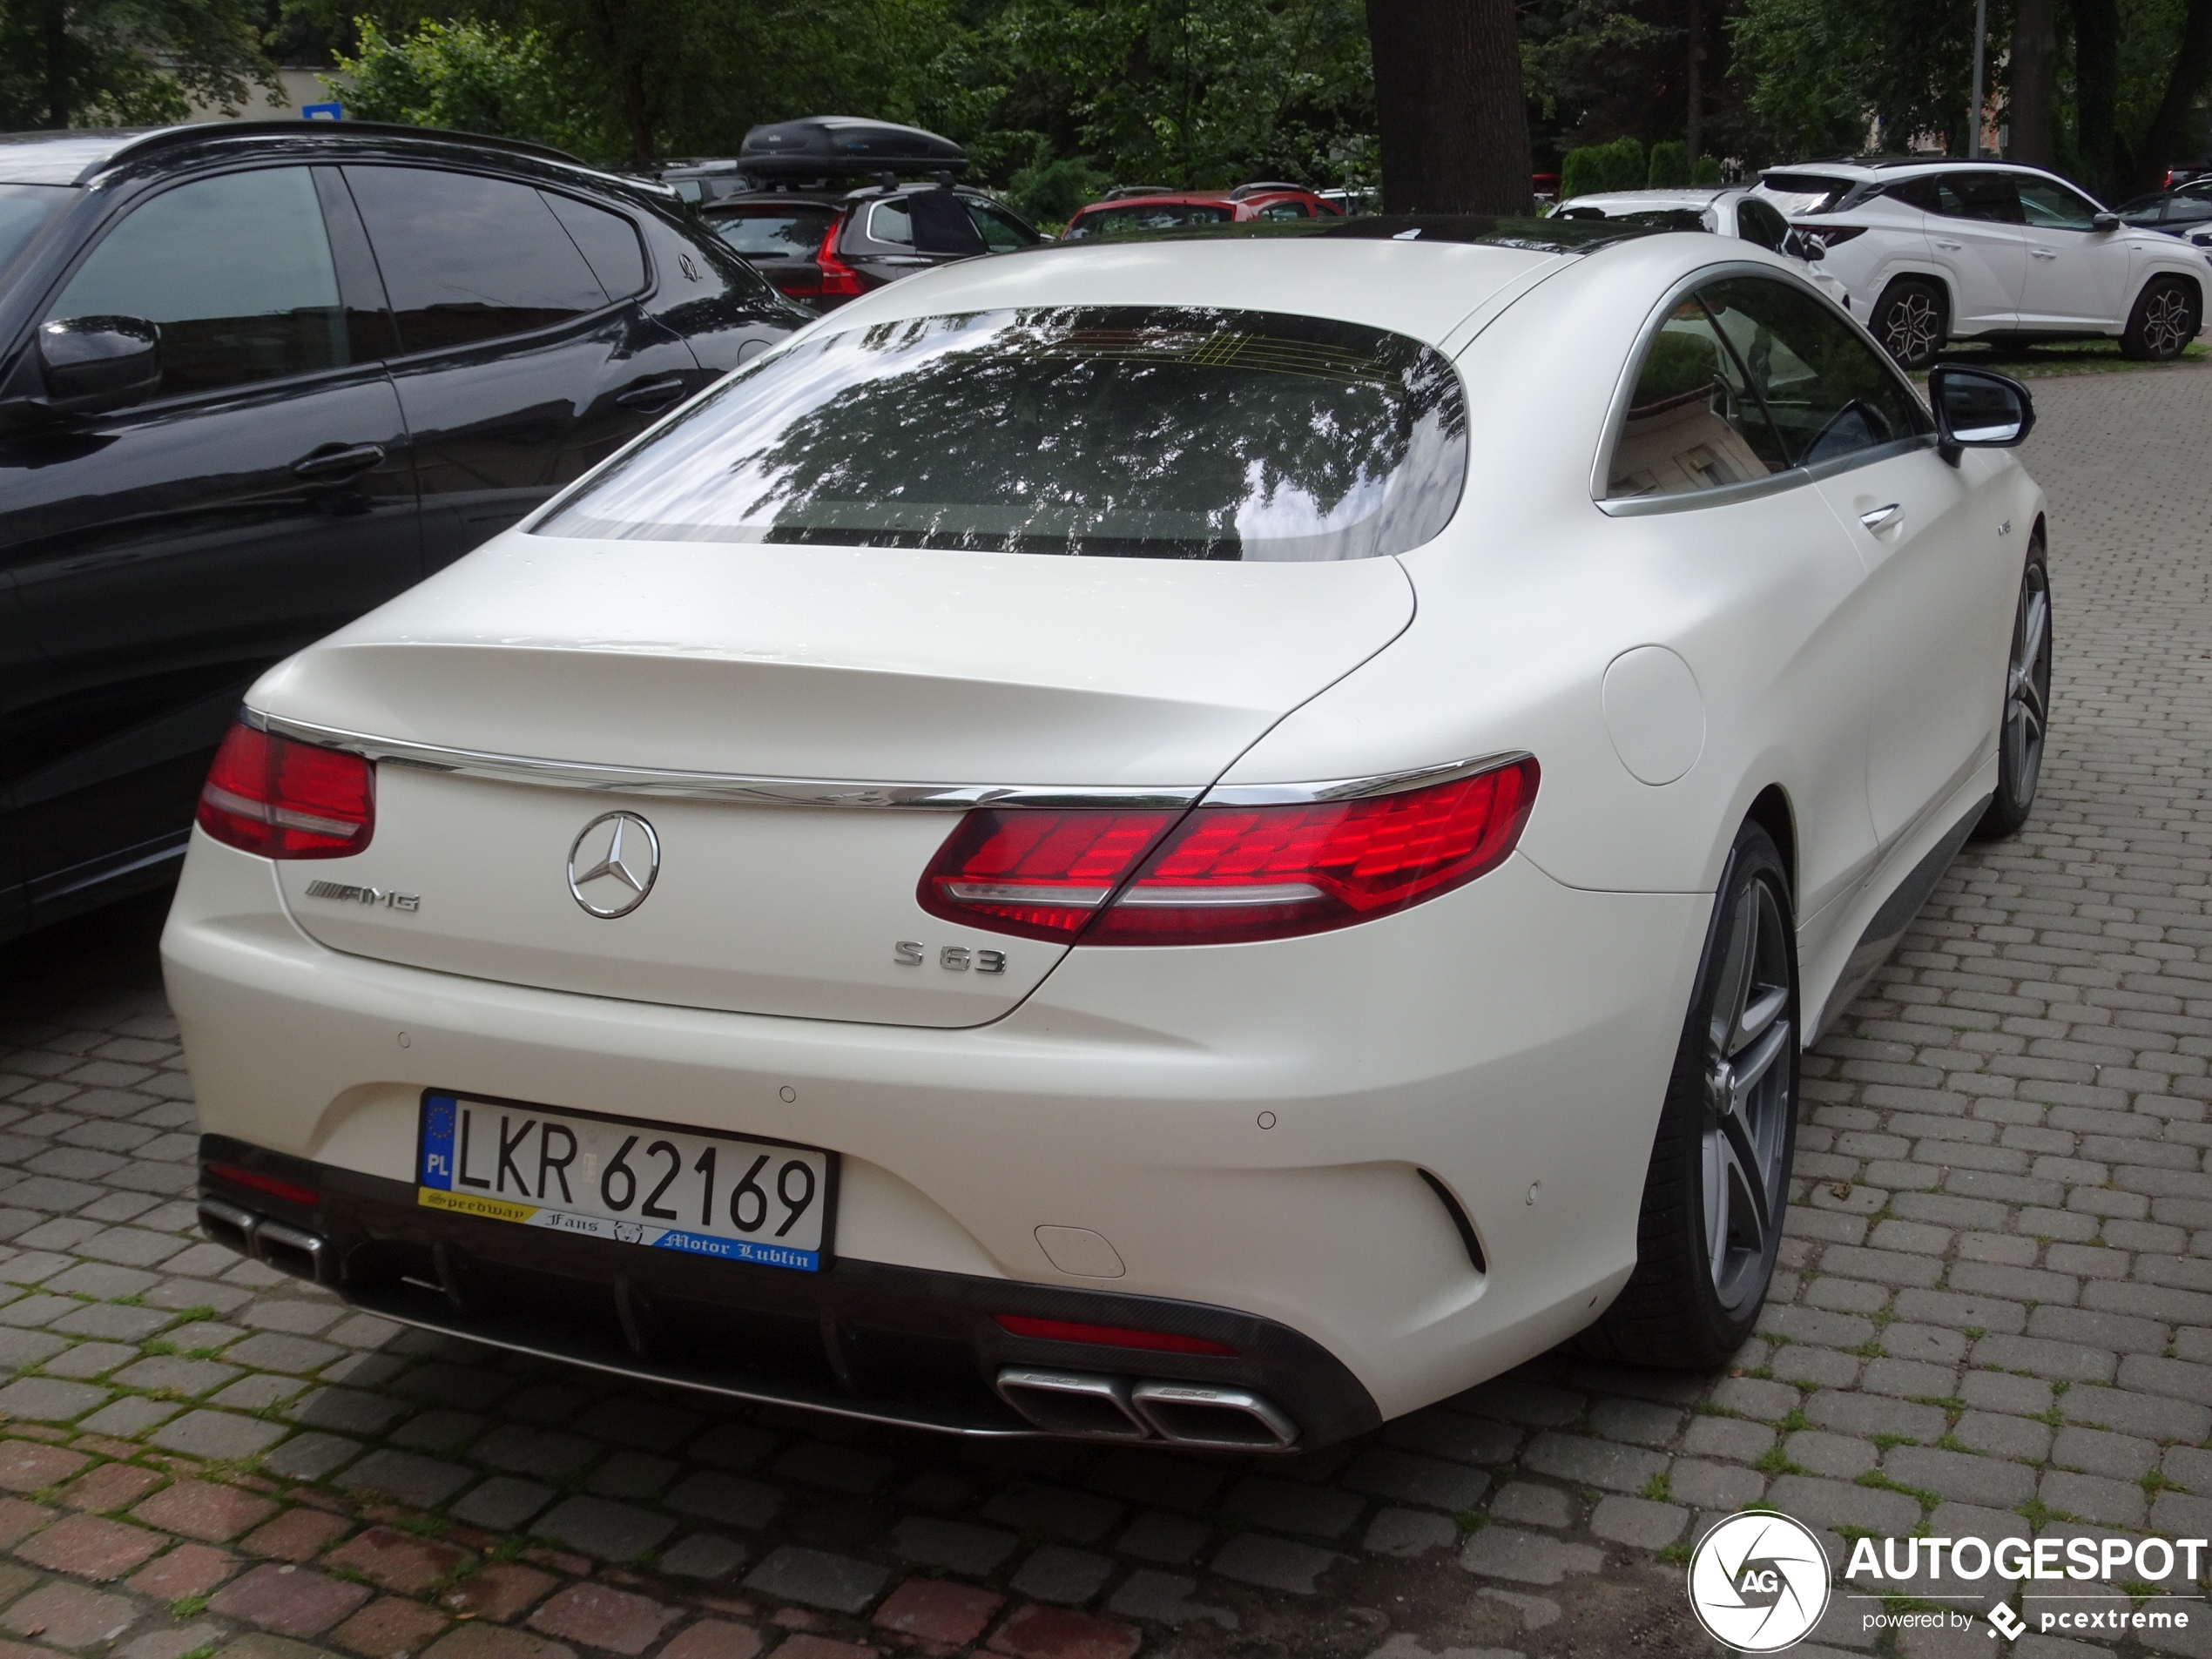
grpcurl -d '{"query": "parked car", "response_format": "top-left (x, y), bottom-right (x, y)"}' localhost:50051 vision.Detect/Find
top-left (2115, 181), bottom-right (2212, 245)
top-left (1750, 158), bottom-right (2208, 367)
top-left (1061, 182), bottom-right (1344, 239)
top-left (1549, 185), bottom-right (1851, 309)
top-left (618, 158), bottom-right (756, 205)
top-left (699, 118), bottom-right (1043, 308)
top-left (168, 219), bottom-right (2047, 1452)
top-left (0, 120), bottom-right (807, 941)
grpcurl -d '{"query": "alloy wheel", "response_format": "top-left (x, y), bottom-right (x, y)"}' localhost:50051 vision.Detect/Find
top-left (2142, 287), bottom-right (2194, 358)
top-left (1883, 291), bottom-right (1940, 365)
top-left (1702, 874), bottom-right (1793, 1312)
top-left (2006, 562), bottom-right (2052, 806)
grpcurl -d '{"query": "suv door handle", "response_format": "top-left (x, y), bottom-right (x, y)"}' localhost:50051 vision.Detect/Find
top-left (1859, 502), bottom-right (1905, 533)
top-left (2031, 247), bottom-right (2058, 260)
top-left (1934, 238), bottom-right (1964, 250)
top-left (292, 442), bottom-right (387, 481)
top-left (615, 377), bottom-right (688, 414)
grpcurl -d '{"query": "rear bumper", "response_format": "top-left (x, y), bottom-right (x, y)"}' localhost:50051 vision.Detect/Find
top-left (196, 1141), bottom-right (1379, 1449)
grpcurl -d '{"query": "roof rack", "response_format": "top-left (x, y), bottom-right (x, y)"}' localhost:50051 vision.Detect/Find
top-left (1103, 185), bottom-right (1173, 200)
top-left (76, 119), bottom-right (587, 185)
top-left (1231, 181), bottom-right (1305, 199)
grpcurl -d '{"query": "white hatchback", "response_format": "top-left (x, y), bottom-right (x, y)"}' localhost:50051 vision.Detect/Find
top-left (165, 222), bottom-right (2051, 1452)
top-left (1752, 158), bottom-right (2209, 367)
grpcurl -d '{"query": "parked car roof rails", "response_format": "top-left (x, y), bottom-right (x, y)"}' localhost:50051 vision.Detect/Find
top-left (71, 119), bottom-right (590, 187)
top-left (738, 116), bottom-right (967, 182)
top-left (1231, 181), bottom-right (1306, 199)
top-left (1103, 185), bottom-right (1173, 199)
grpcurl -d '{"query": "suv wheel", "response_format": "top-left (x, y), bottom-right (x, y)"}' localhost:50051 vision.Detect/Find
top-left (1580, 822), bottom-right (1797, 1369)
top-left (2120, 277), bottom-right (2200, 361)
top-left (1872, 278), bottom-right (1947, 369)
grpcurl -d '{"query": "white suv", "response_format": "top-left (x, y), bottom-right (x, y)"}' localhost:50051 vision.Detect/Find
top-left (1752, 158), bottom-right (2208, 367)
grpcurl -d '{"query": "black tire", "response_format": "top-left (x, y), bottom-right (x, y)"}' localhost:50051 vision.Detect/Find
top-left (1974, 538), bottom-right (2052, 839)
top-left (1871, 278), bottom-right (1948, 369)
top-left (2120, 277), bottom-right (2200, 361)
top-left (1582, 823), bottom-right (1798, 1369)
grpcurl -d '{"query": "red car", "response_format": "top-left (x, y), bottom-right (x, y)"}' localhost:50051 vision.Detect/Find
top-left (1061, 183), bottom-right (1345, 239)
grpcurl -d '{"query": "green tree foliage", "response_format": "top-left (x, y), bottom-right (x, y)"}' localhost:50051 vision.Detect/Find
top-left (0, 0), bottom-right (277, 128)
top-left (1647, 136), bottom-right (1689, 183)
top-left (331, 17), bottom-right (581, 148)
top-left (1561, 132), bottom-right (1643, 196)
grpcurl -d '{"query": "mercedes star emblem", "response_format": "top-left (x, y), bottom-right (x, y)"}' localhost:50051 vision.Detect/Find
top-left (567, 811), bottom-right (660, 919)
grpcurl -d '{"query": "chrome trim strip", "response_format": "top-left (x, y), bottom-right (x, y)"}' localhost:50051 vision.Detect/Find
top-left (249, 710), bottom-right (1528, 815)
top-left (245, 709), bottom-right (1206, 813)
top-left (1202, 749), bottom-right (1532, 806)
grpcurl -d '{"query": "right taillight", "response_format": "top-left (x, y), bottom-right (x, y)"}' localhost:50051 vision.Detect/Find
top-left (197, 719), bottom-right (374, 859)
top-left (815, 219), bottom-right (864, 299)
top-left (916, 756), bottom-right (1537, 949)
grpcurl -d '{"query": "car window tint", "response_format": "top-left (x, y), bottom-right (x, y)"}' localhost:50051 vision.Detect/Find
top-left (343, 165), bottom-right (609, 354)
top-left (867, 199), bottom-right (914, 246)
top-left (1882, 177), bottom-right (1941, 212)
top-left (542, 305), bottom-right (1467, 562)
top-left (2169, 194), bottom-right (2212, 223)
top-left (1257, 199), bottom-right (1311, 219)
top-left (907, 191), bottom-right (988, 255)
top-left (965, 200), bottom-right (1037, 251)
top-left (713, 205), bottom-right (839, 257)
top-left (2017, 179), bottom-right (2100, 230)
top-left (1607, 298), bottom-right (1787, 499)
top-left (1937, 172), bottom-right (2024, 222)
top-left (1736, 197), bottom-right (1789, 251)
top-left (0, 183), bottom-right (72, 281)
top-left (1063, 201), bottom-right (1235, 239)
top-left (1701, 276), bottom-right (1930, 469)
top-left (51, 166), bottom-right (345, 397)
top-left (543, 191), bottom-right (646, 296)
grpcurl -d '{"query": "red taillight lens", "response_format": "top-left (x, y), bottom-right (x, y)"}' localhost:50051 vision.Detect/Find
top-left (994, 1314), bottom-right (1237, 1357)
top-left (918, 808), bottom-right (1180, 941)
top-left (815, 221), bottom-right (864, 298)
top-left (196, 721), bottom-right (374, 860)
top-left (1089, 758), bottom-right (1539, 947)
top-left (204, 1161), bottom-right (319, 1207)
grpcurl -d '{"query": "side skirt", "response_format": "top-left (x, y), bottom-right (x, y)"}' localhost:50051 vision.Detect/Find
top-left (1811, 794), bottom-right (1992, 1042)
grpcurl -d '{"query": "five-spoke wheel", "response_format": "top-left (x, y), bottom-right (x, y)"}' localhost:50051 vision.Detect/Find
top-left (1978, 542), bottom-right (2053, 839)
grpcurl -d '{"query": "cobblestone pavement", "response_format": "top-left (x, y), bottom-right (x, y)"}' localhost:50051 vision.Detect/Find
top-left (3, 364), bottom-right (2212, 1659)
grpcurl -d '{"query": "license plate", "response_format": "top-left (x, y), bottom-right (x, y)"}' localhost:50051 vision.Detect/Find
top-left (415, 1091), bottom-right (833, 1271)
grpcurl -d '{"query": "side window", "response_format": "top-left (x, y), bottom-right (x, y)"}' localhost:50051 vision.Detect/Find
top-left (1936, 172), bottom-right (2023, 223)
top-left (1882, 176), bottom-right (1941, 212)
top-left (1257, 199), bottom-right (1311, 219)
top-left (49, 167), bottom-right (346, 398)
top-left (965, 200), bottom-right (1037, 251)
top-left (2016, 179), bottom-right (2100, 231)
top-left (1700, 276), bottom-right (1932, 468)
top-left (1735, 198), bottom-right (1789, 252)
top-left (866, 199), bottom-right (914, 246)
top-left (1606, 297), bottom-right (1788, 499)
top-left (343, 166), bottom-right (609, 354)
top-left (2168, 194), bottom-right (2212, 225)
top-left (542, 192), bottom-right (647, 297)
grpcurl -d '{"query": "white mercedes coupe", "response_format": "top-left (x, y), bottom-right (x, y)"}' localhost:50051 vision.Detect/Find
top-left (165, 216), bottom-right (2049, 1452)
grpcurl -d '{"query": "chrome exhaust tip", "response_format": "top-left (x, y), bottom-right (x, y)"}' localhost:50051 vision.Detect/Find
top-left (1131, 1380), bottom-right (1299, 1448)
top-left (994, 1367), bottom-right (1150, 1439)
top-left (198, 1197), bottom-right (332, 1285)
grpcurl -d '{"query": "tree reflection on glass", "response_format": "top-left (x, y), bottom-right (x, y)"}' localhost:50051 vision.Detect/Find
top-left (542, 307), bottom-right (1467, 561)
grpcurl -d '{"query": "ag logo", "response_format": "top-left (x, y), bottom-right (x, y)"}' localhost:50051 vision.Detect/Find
top-left (1687, 1510), bottom-right (1831, 1652)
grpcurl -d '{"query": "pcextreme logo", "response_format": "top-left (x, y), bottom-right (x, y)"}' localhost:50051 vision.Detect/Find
top-left (1687, 1511), bottom-right (1831, 1652)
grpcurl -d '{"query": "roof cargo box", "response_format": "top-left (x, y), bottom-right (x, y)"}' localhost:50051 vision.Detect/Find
top-left (739, 116), bottom-right (966, 180)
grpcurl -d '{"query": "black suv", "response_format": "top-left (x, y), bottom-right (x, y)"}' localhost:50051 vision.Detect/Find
top-left (698, 118), bottom-right (1043, 307)
top-left (0, 122), bottom-right (808, 941)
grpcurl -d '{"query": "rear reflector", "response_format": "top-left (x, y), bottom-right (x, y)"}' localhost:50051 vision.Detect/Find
top-left (197, 720), bottom-right (374, 859)
top-left (204, 1161), bottom-right (319, 1208)
top-left (994, 1313), bottom-right (1238, 1356)
top-left (918, 756), bottom-right (1537, 948)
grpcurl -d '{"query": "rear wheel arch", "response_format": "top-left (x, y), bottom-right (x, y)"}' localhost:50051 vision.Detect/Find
top-left (1743, 785), bottom-right (1797, 907)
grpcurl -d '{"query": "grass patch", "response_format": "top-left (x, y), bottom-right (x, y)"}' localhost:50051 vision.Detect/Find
top-left (1755, 1445), bottom-right (1806, 1477)
top-left (1855, 1470), bottom-right (1941, 1507)
top-left (169, 1596), bottom-right (208, 1620)
top-left (2141, 1467), bottom-right (2185, 1495)
top-left (1456, 1510), bottom-right (1488, 1535)
top-left (1871, 1433), bottom-right (1919, 1452)
top-left (390, 1513), bottom-right (450, 1539)
top-left (1641, 1470), bottom-right (1671, 1503)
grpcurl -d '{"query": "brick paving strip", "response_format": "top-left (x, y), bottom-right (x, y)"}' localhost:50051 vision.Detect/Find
top-left (3, 366), bottom-right (2211, 1659)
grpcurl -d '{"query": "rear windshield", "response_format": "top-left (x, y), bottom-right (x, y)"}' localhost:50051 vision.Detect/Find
top-left (1757, 173), bottom-right (1857, 214)
top-left (539, 306), bottom-right (1467, 561)
top-left (0, 183), bottom-right (74, 278)
top-left (1064, 202), bottom-right (1234, 239)
top-left (710, 205), bottom-right (837, 259)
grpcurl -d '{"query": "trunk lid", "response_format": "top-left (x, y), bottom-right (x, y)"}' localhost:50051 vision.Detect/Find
top-left (260, 533), bottom-right (1413, 1026)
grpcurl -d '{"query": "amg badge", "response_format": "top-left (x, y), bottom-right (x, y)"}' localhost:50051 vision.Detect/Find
top-left (304, 880), bottom-right (420, 911)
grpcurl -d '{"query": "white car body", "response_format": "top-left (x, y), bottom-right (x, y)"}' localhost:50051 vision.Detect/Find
top-left (163, 227), bottom-right (2046, 1449)
top-left (1750, 158), bottom-right (2209, 346)
top-left (1550, 185), bottom-right (1853, 309)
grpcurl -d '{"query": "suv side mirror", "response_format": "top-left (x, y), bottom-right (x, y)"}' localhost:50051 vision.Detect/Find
top-left (2093, 212), bottom-right (2121, 231)
top-left (37, 315), bottom-right (161, 413)
top-left (1929, 363), bottom-right (2035, 462)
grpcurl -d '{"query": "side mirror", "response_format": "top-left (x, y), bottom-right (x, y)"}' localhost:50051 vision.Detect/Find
top-left (37, 315), bottom-right (161, 413)
top-left (1787, 230), bottom-right (1826, 260)
top-left (2093, 212), bottom-right (2121, 231)
top-left (1929, 363), bottom-right (2035, 462)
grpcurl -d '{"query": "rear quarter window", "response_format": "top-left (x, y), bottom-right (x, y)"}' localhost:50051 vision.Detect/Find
top-left (1757, 173), bottom-right (1858, 215)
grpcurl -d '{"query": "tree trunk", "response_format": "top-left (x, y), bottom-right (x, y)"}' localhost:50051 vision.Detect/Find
top-left (2130, 0), bottom-right (2212, 196)
top-left (1686, 0), bottom-right (1703, 164)
top-left (584, 0), bottom-right (657, 163)
top-left (1366, 0), bottom-right (1532, 215)
top-left (44, 0), bottom-right (69, 130)
top-left (2074, 0), bottom-right (2121, 199)
top-left (2009, 0), bottom-right (2057, 165)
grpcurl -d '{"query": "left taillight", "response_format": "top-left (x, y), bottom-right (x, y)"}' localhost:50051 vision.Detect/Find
top-left (196, 720), bottom-right (374, 860)
top-left (916, 755), bottom-right (1538, 949)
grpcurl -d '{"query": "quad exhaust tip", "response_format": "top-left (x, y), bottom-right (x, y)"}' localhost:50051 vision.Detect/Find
top-left (199, 1197), bottom-right (334, 1285)
top-left (995, 1366), bottom-right (1298, 1448)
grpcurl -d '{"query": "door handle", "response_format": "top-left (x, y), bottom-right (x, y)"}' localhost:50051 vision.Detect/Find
top-left (1934, 239), bottom-right (1963, 250)
top-left (292, 442), bottom-right (386, 482)
top-left (1859, 502), bottom-right (1904, 532)
top-left (2031, 247), bottom-right (2058, 260)
top-left (615, 377), bottom-right (688, 414)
